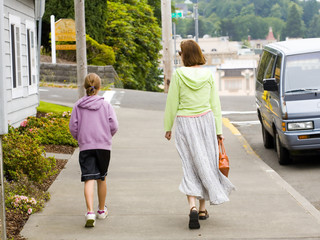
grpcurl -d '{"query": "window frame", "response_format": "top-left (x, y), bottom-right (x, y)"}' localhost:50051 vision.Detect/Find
top-left (26, 20), bottom-right (38, 95)
top-left (264, 54), bottom-right (276, 79)
top-left (257, 50), bottom-right (272, 84)
top-left (9, 14), bottom-right (23, 99)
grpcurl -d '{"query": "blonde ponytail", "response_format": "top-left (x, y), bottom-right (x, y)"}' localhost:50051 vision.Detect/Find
top-left (84, 73), bottom-right (101, 96)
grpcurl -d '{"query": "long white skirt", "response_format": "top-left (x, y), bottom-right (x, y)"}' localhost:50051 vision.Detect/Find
top-left (175, 111), bottom-right (235, 205)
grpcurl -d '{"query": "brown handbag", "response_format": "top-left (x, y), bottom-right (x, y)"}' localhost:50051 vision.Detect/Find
top-left (218, 139), bottom-right (229, 177)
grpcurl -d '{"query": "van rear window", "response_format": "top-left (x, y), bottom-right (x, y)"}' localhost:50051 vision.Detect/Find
top-left (284, 52), bottom-right (320, 93)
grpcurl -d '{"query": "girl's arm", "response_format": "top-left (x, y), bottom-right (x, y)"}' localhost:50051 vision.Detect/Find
top-left (108, 104), bottom-right (118, 136)
top-left (69, 107), bottom-right (79, 140)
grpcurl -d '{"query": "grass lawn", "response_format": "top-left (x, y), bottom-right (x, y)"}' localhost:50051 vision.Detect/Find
top-left (37, 101), bottom-right (73, 113)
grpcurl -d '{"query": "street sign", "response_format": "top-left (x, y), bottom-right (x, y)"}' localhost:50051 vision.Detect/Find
top-left (55, 19), bottom-right (76, 41)
top-left (56, 44), bottom-right (76, 50)
top-left (171, 11), bottom-right (183, 18)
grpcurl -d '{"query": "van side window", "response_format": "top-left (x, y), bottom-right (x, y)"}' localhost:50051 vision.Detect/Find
top-left (264, 54), bottom-right (276, 79)
top-left (274, 56), bottom-right (282, 84)
top-left (257, 51), bottom-right (272, 83)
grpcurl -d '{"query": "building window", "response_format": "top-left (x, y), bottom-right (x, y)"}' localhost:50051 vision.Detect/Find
top-left (211, 58), bottom-right (221, 65)
top-left (225, 79), bottom-right (242, 92)
top-left (9, 15), bottom-right (23, 98)
top-left (26, 20), bottom-right (37, 95)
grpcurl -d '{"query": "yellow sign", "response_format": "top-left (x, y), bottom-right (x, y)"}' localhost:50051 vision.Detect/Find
top-left (55, 19), bottom-right (76, 41)
top-left (56, 44), bottom-right (76, 50)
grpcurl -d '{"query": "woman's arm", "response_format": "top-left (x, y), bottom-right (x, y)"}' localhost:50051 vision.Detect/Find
top-left (164, 72), bottom-right (180, 133)
top-left (209, 79), bottom-right (223, 135)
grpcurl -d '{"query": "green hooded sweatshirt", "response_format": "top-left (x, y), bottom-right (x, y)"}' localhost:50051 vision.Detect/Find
top-left (164, 67), bottom-right (222, 134)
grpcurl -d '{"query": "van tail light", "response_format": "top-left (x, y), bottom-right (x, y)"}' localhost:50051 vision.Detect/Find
top-left (298, 135), bottom-right (310, 140)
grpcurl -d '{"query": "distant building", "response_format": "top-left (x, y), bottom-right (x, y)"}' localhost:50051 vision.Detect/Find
top-left (217, 60), bottom-right (257, 96)
top-left (266, 27), bottom-right (276, 42)
top-left (248, 27), bottom-right (277, 50)
top-left (160, 36), bottom-right (260, 95)
top-left (0, 0), bottom-right (44, 129)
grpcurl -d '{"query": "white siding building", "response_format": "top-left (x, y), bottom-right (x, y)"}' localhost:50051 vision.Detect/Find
top-left (0, 0), bottom-right (42, 131)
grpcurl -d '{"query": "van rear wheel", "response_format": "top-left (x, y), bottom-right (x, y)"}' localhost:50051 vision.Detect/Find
top-left (275, 131), bottom-right (292, 165)
top-left (261, 123), bottom-right (274, 149)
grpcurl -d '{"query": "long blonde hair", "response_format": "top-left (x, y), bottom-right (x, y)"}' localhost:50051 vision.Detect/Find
top-left (84, 73), bottom-right (101, 96)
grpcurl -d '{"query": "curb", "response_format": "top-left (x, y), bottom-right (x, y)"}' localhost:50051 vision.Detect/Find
top-left (223, 117), bottom-right (320, 225)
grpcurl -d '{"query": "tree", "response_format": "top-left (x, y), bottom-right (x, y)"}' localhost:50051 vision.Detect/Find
top-left (105, 0), bottom-right (162, 91)
top-left (251, 0), bottom-right (276, 18)
top-left (240, 3), bottom-right (254, 16)
top-left (233, 15), bottom-right (268, 40)
top-left (147, 0), bottom-right (161, 25)
top-left (269, 4), bottom-right (282, 19)
top-left (302, 0), bottom-right (320, 28)
top-left (220, 19), bottom-right (237, 40)
top-left (284, 4), bottom-right (304, 38)
top-left (308, 15), bottom-right (320, 37)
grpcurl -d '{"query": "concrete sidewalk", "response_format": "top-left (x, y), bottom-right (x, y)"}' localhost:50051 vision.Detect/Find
top-left (21, 108), bottom-right (320, 240)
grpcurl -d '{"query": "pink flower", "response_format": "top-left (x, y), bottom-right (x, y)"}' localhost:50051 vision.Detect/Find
top-left (27, 208), bottom-right (33, 215)
top-left (29, 128), bottom-right (33, 132)
top-left (20, 120), bottom-right (28, 127)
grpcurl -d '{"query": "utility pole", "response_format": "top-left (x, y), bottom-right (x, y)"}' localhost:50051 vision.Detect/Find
top-left (173, 22), bottom-right (177, 69)
top-left (161, 0), bottom-right (173, 93)
top-left (194, 0), bottom-right (199, 43)
top-left (74, 0), bottom-right (87, 98)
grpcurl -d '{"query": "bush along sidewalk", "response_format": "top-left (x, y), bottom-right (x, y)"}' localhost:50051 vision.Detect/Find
top-left (2, 111), bottom-right (77, 239)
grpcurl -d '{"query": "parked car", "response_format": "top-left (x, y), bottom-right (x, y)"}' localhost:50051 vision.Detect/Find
top-left (255, 38), bottom-right (320, 165)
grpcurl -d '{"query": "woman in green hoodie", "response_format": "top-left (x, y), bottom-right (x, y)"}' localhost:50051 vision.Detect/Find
top-left (164, 40), bottom-right (235, 229)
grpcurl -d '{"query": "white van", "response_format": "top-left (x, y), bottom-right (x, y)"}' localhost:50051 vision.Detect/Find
top-left (255, 38), bottom-right (320, 165)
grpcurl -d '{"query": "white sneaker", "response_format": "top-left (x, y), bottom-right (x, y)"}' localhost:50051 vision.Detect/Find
top-left (85, 212), bottom-right (96, 227)
top-left (97, 205), bottom-right (108, 219)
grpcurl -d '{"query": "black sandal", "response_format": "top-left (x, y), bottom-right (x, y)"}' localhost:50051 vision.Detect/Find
top-left (199, 209), bottom-right (209, 220)
top-left (189, 206), bottom-right (200, 229)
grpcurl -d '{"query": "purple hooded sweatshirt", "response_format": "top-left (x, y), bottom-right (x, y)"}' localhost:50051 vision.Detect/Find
top-left (69, 95), bottom-right (118, 151)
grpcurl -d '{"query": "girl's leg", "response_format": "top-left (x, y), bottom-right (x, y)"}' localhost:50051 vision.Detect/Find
top-left (84, 180), bottom-right (95, 212)
top-left (97, 178), bottom-right (107, 210)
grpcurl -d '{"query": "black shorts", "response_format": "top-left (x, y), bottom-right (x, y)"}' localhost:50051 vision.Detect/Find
top-left (79, 149), bottom-right (111, 182)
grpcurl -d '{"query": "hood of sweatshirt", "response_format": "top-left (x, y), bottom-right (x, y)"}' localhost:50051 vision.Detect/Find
top-left (175, 67), bottom-right (213, 90)
top-left (77, 95), bottom-right (105, 110)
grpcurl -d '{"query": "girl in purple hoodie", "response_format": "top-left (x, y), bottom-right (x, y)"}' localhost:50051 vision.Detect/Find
top-left (69, 73), bottom-right (118, 227)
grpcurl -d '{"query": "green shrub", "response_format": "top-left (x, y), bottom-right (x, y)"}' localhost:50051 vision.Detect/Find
top-left (86, 35), bottom-right (115, 66)
top-left (19, 112), bottom-right (78, 147)
top-left (2, 127), bottom-right (56, 182)
top-left (5, 175), bottom-right (50, 214)
top-left (54, 35), bottom-right (116, 66)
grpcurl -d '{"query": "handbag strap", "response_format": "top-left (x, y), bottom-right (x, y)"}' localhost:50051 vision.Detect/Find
top-left (218, 139), bottom-right (226, 155)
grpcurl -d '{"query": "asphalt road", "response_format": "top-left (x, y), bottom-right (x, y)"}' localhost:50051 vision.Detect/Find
top-left (40, 87), bottom-right (320, 211)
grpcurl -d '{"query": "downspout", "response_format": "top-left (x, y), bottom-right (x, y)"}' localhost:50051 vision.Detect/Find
top-left (0, 2), bottom-right (8, 239)
top-left (0, 0), bottom-right (7, 134)
top-left (35, 0), bottom-right (45, 104)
